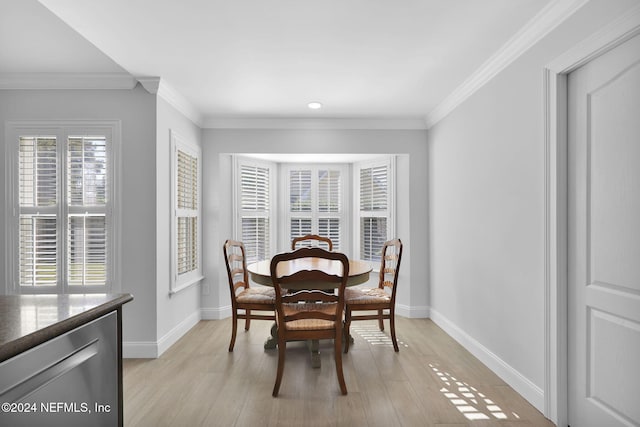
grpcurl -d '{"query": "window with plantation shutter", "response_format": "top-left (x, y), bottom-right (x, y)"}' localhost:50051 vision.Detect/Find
top-left (284, 165), bottom-right (345, 251)
top-left (356, 159), bottom-right (394, 263)
top-left (171, 131), bottom-right (202, 293)
top-left (67, 136), bottom-right (108, 286)
top-left (237, 158), bottom-right (273, 263)
top-left (18, 137), bottom-right (58, 287)
top-left (7, 122), bottom-right (119, 294)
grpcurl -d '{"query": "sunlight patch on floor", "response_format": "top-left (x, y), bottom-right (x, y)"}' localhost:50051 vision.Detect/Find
top-left (430, 363), bottom-right (520, 421)
top-left (350, 323), bottom-right (409, 348)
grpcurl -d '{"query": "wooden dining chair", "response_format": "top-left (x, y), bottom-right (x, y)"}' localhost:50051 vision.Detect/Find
top-left (224, 239), bottom-right (276, 352)
top-left (344, 238), bottom-right (403, 353)
top-left (291, 234), bottom-right (333, 251)
top-left (270, 247), bottom-right (349, 397)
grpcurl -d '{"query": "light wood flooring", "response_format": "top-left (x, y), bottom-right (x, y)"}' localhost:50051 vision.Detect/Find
top-left (123, 317), bottom-right (555, 427)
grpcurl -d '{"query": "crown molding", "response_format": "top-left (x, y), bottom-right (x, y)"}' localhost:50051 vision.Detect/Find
top-left (201, 117), bottom-right (428, 130)
top-left (136, 76), bottom-right (161, 94)
top-left (546, 2), bottom-right (640, 73)
top-left (424, 0), bottom-right (589, 129)
top-left (137, 76), bottom-right (203, 127)
top-left (0, 72), bottom-right (137, 90)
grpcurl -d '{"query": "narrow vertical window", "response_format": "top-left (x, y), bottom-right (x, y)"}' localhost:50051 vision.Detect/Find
top-left (171, 131), bottom-right (202, 293)
top-left (357, 160), bottom-right (393, 262)
top-left (238, 160), bottom-right (272, 263)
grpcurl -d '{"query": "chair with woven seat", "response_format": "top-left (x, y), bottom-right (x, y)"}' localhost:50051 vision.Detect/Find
top-left (291, 234), bottom-right (333, 251)
top-left (224, 239), bottom-right (276, 352)
top-left (344, 238), bottom-right (403, 353)
top-left (270, 247), bottom-right (349, 397)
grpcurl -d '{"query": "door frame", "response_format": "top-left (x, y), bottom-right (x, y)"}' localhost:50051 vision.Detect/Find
top-left (543, 5), bottom-right (640, 426)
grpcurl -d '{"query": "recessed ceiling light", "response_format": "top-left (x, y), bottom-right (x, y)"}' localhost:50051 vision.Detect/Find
top-left (308, 102), bottom-right (323, 110)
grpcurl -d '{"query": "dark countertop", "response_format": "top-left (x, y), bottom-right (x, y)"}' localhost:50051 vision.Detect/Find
top-left (0, 293), bottom-right (133, 362)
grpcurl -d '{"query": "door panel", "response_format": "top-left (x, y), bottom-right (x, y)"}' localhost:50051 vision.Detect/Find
top-left (568, 33), bottom-right (640, 427)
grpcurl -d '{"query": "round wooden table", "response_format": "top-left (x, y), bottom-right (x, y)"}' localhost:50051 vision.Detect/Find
top-left (247, 258), bottom-right (372, 290)
top-left (247, 257), bottom-right (372, 366)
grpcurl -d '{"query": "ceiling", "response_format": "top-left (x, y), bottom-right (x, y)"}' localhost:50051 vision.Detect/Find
top-left (2, 0), bottom-right (557, 126)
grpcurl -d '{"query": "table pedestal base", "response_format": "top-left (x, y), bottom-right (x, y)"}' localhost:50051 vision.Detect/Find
top-left (264, 323), bottom-right (354, 369)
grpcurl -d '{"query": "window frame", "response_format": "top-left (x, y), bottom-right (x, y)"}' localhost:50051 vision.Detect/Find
top-left (280, 163), bottom-right (348, 252)
top-left (5, 120), bottom-right (121, 294)
top-left (354, 156), bottom-right (395, 264)
top-left (170, 130), bottom-right (203, 295)
top-left (233, 156), bottom-right (276, 264)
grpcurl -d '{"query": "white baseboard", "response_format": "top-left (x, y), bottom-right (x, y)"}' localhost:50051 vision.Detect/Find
top-left (201, 305), bottom-right (231, 320)
top-left (157, 310), bottom-right (201, 356)
top-left (122, 341), bottom-right (158, 359)
top-left (396, 303), bottom-right (430, 318)
top-left (123, 309), bottom-right (201, 358)
top-left (429, 308), bottom-right (544, 412)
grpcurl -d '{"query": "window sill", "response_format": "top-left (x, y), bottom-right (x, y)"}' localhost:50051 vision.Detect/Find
top-left (170, 276), bottom-right (204, 296)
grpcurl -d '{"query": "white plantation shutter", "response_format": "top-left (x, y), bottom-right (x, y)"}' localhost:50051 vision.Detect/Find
top-left (11, 124), bottom-right (117, 294)
top-left (290, 218), bottom-right (312, 241)
top-left (68, 214), bottom-right (107, 286)
top-left (238, 160), bottom-right (272, 263)
top-left (318, 169), bottom-right (341, 250)
top-left (19, 137), bottom-right (57, 207)
top-left (67, 136), bottom-right (107, 206)
top-left (176, 149), bottom-right (198, 275)
top-left (171, 132), bottom-right (202, 293)
top-left (67, 136), bottom-right (108, 286)
top-left (357, 160), bottom-right (393, 262)
top-left (360, 165), bottom-right (387, 212)
top-left (290, 170), bottom-right (312, 212)
top-left (318, 218), bottom-right (340, 249)
top-left (360, 217), bottom-right (387, 261)
top-left (242, 217), bottom-right (270, 261)
top-left (18, 137), bottom-right (58, 287)
top-left (19, 215), bottom-right (58, 286)
top-left (284, 165), bottom-right (344, 252)
top-left (318, 170), bottom-right (340, 213)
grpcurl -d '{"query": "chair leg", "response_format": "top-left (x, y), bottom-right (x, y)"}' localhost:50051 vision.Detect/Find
top-left (343, 308), bottom-right (351, 354)
top-left (390, 309), bottom-right (399, 352)
top-left (245, 310), bottom-right (251, 331)
top-left (378, 309), bottom-right (384, 331)
top-left (334, 331), bottom-right (347, 395)
top-left (272, 340), bottom-right (286, 397)
top-left (229, 311), bottom-right (238, 352)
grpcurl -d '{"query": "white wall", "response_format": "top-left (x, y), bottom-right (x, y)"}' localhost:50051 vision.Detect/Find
top-left (427, 0), bottom-right (639, 414)
top-left (201, 129), bottom-right (429, 320)
top-left (154, 97), bottom-right (202, 355)
top-left (0, 86), bottom-right (158, 346)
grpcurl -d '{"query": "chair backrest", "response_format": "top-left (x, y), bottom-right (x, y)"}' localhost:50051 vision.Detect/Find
top-left (270, 247), bottom-right (349, 325)
top-left (291, 234), bottom-right (333, 251)
top-left (223, 239), bottom-right (249, 300)
top-left (378, 239), bottom-right (403, 302)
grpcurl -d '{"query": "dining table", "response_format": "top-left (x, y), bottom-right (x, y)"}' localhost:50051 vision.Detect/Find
top-left (247, 257), bottom-right (372, 368)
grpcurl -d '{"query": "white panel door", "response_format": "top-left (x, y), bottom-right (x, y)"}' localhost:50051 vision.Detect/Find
top-left (568, 34), bottom-right (640, 427)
